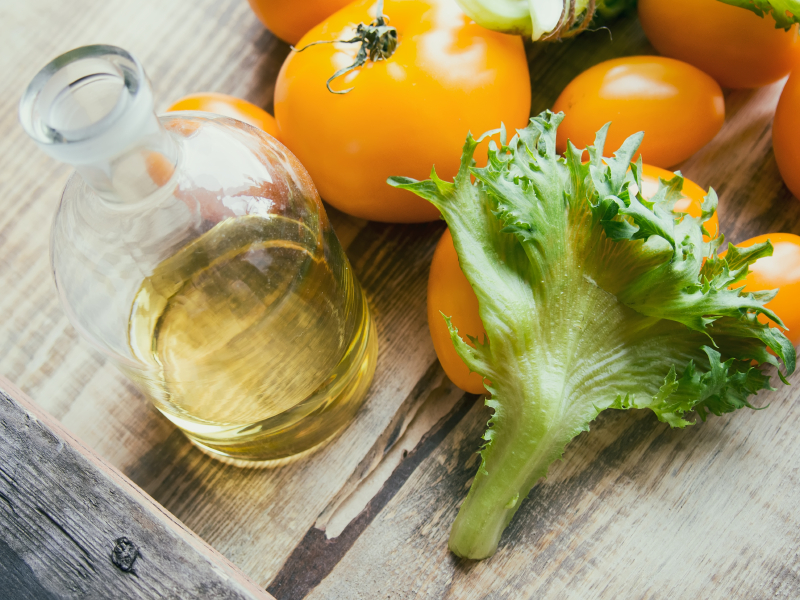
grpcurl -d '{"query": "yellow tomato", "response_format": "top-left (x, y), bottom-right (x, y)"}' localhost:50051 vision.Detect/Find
top-left (429, 167), bottom-right (718, 391)
top-left (166, 93), bottom-right (280, 140)
top-left (247, 0), bottom-right (352, 46)
top-left (429, 228), bottom-right (486, 394)
top-left (274, 0), bottom-right (531, 223)
top-left (736, 233), bottom-right (800, 347)
top-left (553, 56), bottom-right (725, 168)
top-left (639, 0), bottom-right (800, 89)
top-left (773, 70), bottom-right (800, 201)
top-left (637, 164), bottom-right (719, 239)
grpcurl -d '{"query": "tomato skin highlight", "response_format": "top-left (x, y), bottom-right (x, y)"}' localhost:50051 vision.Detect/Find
top-left (737, 233), bottom-right (800, 347)
top-left (429, 228), bottom-right (486, 394)
top-left (553, 56), bottom-right (725, 169)
top-left (274, 0), bottom-right (532, 223)
top-left (638, 0), bottom-right (800, 90)
top-left (166, 93), bottom-right (280, 140)
top-left (247, 0), bottom-right (352, 46)
top-left (429, 167), bottom-right (718, 392)
top-left (773, 70), bottom-right (800, 201)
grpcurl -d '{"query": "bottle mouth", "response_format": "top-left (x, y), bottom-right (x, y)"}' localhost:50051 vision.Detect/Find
top-left (19, 45), bottom-right (154, 165)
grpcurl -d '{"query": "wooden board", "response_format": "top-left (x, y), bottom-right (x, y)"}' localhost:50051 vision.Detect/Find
top-left (0, 377), bottom-right (272, 599)
top-left (1, 1), bottom-right (799, 598)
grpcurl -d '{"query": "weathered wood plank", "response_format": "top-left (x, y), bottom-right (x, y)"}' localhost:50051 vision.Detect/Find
top-left (267, 373), bottom-right (478, 599)
top-left (307, 365), bottom-right (800, 600)
top-left (0, 377), bottom-right (272, 599)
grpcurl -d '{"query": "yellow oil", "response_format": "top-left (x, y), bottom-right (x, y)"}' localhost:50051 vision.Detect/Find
top-left (126, 214), bottom-right (377, 462)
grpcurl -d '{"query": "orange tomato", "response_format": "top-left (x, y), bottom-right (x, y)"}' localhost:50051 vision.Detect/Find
top-left (166, 93), bottom-right (280, 140)
top-left (247, 0), bottom-right (351, 46)
top-left (637, 164), bottom-right (719, 239)
top-left (553, 56), bottom-right (725, 168)
top-left (274, 0), bottom-right (531, 223)
top-left (429, 228), bottom-right (486, 394)
top-left (638, 0), bottom-right (800, 89)
top-left (736, 233), bottom-right (800, 347)
top-left (430, 167), bottom-right (718, 392)
top-left (773, 70), bottom-right (800, 201)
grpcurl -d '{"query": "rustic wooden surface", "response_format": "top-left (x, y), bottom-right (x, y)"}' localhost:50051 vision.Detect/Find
top-left (1, 0), bottom-right (799, 598)
top-left (0, 376), bottom-right (273, 599)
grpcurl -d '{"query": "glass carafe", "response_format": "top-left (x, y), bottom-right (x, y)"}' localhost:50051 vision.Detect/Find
top-left (19, 45), bottom-right (378, 463)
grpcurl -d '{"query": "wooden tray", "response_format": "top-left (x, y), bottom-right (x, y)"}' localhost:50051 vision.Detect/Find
top-left (2, 1), bottom-right (799, 598)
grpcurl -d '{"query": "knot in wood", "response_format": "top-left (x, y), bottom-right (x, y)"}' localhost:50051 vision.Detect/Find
top-left (111, 537), bottom-right (139, 573)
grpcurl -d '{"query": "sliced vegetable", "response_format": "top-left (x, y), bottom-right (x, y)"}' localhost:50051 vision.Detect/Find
top-left (390, 112), bottom-right (795, 559)
top-left (639, 0), bottom-right (800, 89)
top-left (553, 56), bottom-right (725, 168)
top-left (275, 0), bottom-right (531, 223)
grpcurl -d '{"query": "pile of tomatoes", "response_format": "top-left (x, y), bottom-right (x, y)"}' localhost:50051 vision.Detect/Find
top-left (168, 0), bottom-right (800, 393)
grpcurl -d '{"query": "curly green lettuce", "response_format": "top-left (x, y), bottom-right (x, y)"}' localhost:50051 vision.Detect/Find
top-left (388, 112), bottom-right (795, 560)
top-left (718, 0), bottom-right (800, 28)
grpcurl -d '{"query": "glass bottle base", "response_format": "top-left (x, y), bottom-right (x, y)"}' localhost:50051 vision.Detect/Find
top-left (156, 311), bottom-right (378, 464)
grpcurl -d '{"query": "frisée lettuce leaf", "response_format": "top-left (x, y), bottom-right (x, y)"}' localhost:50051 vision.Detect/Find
top-left (388, 111), bottom-right (796, 560)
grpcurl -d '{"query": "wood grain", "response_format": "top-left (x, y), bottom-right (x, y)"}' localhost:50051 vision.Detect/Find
top-left (1, 1), bottom-right (799, 598)
top-left (0, 376), bottom-right (272, 599)
top-left (308, 377), bottom-right (800, 600)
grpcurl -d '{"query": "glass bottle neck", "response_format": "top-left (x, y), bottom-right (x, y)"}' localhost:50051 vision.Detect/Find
top-left (74, 115), bottom-right (179, 203)
top-left (19, 45), bottom-right (178, 203)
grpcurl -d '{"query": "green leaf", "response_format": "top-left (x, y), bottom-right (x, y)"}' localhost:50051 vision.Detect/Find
top-left (632, 346), bottom-right (773, 426)
top-left (390, 110), bottom-right (795, 560)
top-left (717, 0), bottom-right (800, 28)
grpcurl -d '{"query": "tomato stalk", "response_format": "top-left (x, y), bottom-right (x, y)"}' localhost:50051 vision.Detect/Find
top-left (549, 0), bottom-right (597, 39)
top-left (292, 0), bottom-right (398, 94)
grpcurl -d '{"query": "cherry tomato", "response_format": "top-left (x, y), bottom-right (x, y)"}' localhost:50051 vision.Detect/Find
top-left (274, 0), bottom-right (531, 223)
top-left (639, 0), bottom-right (800, 89)
top-left (429, 167), bottom-right (718, 392)
top-left (637, 164), bottom-right (719, 239)
top-left (736, 233), bottom-right (800, 347)
top-left (429, 228), bottom-right (486, 394)
top-left (553, 56), bottom-right (725, 168)
top-left (247, 0), bottom-right (352, 46)
top-left (166, 93), bottom-right (280, 140)
top-left (773, 70), bottom-right (800, 201)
